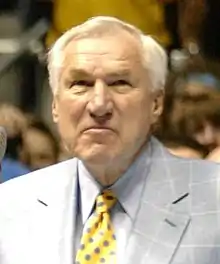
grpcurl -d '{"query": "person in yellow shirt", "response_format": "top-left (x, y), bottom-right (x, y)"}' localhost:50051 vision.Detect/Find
top-left (46, 0), bottom-right (171, 48)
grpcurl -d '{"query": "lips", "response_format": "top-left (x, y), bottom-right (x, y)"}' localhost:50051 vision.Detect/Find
top-left (82, 126), bottom-right (115, 133)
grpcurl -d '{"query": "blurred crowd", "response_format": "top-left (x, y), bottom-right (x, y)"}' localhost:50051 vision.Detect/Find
top-left (0, 0), bottom-right (220, 182)
top-left (154, 75), bottom-right (220, 161)
top-left (0, 103), bottom-right (72, 182)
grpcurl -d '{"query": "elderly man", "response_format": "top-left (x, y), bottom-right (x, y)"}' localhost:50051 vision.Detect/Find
top-left (0, 16), bottom-right (220, 264)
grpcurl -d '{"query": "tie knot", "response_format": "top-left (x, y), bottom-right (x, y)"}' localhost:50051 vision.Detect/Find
top-left (95, 190), bottom-right (116, 214)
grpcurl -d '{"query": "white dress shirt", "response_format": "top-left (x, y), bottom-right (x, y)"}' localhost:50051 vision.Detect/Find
top-left (75, 142), bottom-right (152, 262)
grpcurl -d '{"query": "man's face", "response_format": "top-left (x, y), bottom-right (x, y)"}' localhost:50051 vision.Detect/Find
top-left (52, 33), bottom-right (163, 165)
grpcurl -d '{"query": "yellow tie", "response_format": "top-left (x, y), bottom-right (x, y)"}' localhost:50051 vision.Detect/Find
top-left (76, 190), bottom-right (117, 264)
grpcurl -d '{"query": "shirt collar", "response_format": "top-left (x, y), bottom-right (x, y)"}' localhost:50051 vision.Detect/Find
top-left (113, 141), bottom-right (152, 220)
top-left (78, 160), bottom-right (101, 224)
top-left (78, 139), bottom-right (153, 224)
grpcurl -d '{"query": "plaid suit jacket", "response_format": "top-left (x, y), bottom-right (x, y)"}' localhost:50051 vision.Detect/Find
top-left (0, 137), bottom-right (220, 264)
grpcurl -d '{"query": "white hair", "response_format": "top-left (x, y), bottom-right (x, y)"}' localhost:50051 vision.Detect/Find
top-left (48, 16), bottom-right (168, 94)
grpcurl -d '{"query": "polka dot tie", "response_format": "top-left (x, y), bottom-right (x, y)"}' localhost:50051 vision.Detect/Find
top-left (75, 190), bottom-right (117, 264)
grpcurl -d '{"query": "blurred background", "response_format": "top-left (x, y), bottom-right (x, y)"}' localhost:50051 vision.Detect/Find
top-left (0, 0), bottom-right (220, 182)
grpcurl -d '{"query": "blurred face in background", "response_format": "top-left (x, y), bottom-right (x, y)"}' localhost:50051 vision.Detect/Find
top-left (165, 90), bottom-right (220, 153)
top-left (193, 122), bottom-right (220, 151)
top-left (21, 128), bottom-right (57, 170)
top-left (52, 32), bottom-right (163, 168)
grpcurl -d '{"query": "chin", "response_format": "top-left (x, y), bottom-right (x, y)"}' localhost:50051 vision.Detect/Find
top-left (78, 144), bottom-right (115, 164)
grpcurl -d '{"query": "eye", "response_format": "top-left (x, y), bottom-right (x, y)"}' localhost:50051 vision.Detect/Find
top-left (69, 80), bottom-right (94, 88)
top-left (66, 80), bottom-right (94, 95)
top-left (109, 80), bottom-right (131, 86)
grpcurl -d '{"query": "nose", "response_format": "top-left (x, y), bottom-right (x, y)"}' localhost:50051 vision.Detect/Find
top-left (87, 80), bottom-right (113, 121)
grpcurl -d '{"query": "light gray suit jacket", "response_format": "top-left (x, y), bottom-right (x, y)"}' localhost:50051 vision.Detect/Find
top-left (0, 138), bottom-right (220, 264)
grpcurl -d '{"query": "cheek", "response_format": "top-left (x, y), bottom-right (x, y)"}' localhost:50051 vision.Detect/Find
top-left (57, 97), bottom-right (82, 126)
top-left (117, 95), bottom-right (153, 139)
top-left (56, 97), bottom-right (84, 143)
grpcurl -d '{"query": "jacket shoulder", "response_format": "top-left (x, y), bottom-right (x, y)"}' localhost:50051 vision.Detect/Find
top-left (163, 149), bottom-right (220, 184)
top-left (185, 159), bottom-right (220, 184)
top-left (0, 158), bottom-right (77, 203)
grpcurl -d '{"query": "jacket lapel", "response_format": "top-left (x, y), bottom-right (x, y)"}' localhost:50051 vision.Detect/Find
top-left (125, 138), bottom-right (191, 264)
top-left (31, 159), bottom-right (78, 264)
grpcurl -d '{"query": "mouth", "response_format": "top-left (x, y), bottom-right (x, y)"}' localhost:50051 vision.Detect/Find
top-left (82, 127), bottom-right (115, 134)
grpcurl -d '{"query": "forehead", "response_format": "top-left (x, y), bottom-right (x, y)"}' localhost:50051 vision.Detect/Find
top-left (62, 33), bottom-right (144, 75)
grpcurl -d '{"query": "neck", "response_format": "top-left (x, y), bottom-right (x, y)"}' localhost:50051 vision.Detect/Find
top-left (84, 141), bottom-right (148, 186)
top-left (85, 161), bottom-right (129, 186)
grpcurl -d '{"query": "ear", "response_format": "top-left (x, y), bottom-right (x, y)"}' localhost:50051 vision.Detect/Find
top-left (151, 89), bottom-right (164, 124)
top-left (52, 96), bottom-right (59, 123)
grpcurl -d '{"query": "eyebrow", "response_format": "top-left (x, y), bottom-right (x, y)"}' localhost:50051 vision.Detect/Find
top-left (68, 69), bottom-right (91, 78)
top-left (68, 68), bottom-right (132, 79)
